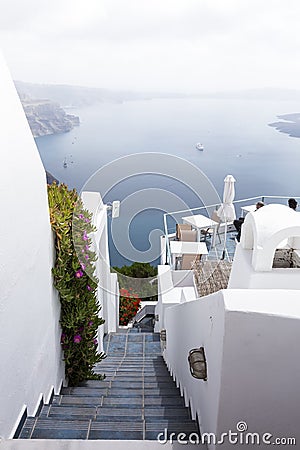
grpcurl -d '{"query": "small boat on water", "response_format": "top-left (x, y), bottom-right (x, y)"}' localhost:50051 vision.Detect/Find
top-left (63, 157), bottom-right (67, 168)
top-left (196, 143), bottom-right (204, 151)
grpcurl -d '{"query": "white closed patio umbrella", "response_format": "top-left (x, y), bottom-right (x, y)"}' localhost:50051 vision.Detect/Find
top-left (217, 174), bottom-right (236, 222)
top-left (217, 175), bottom-right (236, 259)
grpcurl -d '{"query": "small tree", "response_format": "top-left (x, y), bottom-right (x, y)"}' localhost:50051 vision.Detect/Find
top-left (113, 262), bottom-right (158, 302)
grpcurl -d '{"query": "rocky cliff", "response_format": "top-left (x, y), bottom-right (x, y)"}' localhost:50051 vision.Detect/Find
top-left (20, 97), bottom-right (80, 137)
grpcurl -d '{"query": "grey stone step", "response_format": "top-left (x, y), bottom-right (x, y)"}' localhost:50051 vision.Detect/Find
top-left (108, 387), bottom-right (179, 395)
top-left (89, 421), bottom-right (143, 440)
top-left (109, 376), bottom-right (144, 382)
top-left (18, 418), bottom-right (37, 439)
top-left (144, 388), bottom-right (180, 396)
top-left (144, 382), bottom-right (177, 388)
top-left (23, 418), bottom-right (90, 440)
top-left (47, 405), bottom-right (97, 420)
top-left (96, 407), bottom-right (143, 420)
top-left (61, 387), bottom-right (108, 396)
top-left (110, 381), bottom-right (143, 388)
top-left (102, 397), bottom-right (143, 407)
top-left (17, 331), bottom-right (197, 441)
top-left (108, 388), bottom-right (143, 397)
top-left (77, 380), bottom-right (111, 389)
top-left (60, 395), bottom-right (103, 407)
top-left (144, 376), bottom-right (175, 382)
top-left (144, 405), bottom-right (190, 420)
top-left (144, 397), bottom-right (185, 406)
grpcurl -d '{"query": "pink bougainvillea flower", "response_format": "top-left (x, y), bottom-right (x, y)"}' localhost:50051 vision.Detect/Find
top-left (79, 214), bottom-right (84, 219)
top-left (83, 230), bottom-right (88, 241)
top-left (85, 254), bottom-right (89, 260)
top-left (93, 339), bottom-right (98, 346)
top-left (84, 218), bottom-right (90, 223)
top-left (73, 334), bottom-right (82, 344)
top-left (87, 285), bottom-right (92, 291)
top-left (85, 245), bottom-right (89, 251)
top-left (80, 262), bottom-right (86, 270)
top-left (75, 269), bottom-right (84, 278)
top-left (88, 320), bottom-right (93, 326)
top-left (60, 333), bottom-right (66, 343)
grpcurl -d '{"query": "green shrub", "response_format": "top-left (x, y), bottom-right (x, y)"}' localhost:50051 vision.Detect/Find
top-left (119, 288), bottom-right (141, 326)
top-left (113, 262), bottom-right (158, 302)
top-left (48, 183), bottom-right (105, 386)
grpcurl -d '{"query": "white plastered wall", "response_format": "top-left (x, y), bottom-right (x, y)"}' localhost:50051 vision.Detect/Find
top-left (81, 191), bottom-right (118, 343)
top-left (164, 289), bottom-right (300, 450)
top-left (0, 52), bottom-right (64, 437)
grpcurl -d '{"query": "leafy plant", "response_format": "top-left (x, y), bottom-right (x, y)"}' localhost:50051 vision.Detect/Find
top-left (48, 183), bottom-right (105, 386)
top-left (113, 262), bottom-right (158, 302)
top-left (119, 288), bottom-right (141, 326)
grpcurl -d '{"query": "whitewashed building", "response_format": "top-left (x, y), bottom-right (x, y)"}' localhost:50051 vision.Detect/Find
top-left (0, 52), bottom-right (118, 439)
top-left (156, 203), bottom-right (300, 449)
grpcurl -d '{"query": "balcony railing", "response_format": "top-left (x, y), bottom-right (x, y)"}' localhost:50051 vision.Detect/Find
top-left (163, 195), bottom-right (300, 267)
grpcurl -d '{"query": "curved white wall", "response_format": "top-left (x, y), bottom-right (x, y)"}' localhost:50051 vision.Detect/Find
top-left (241, 204), bottom-right (300, 271)
top-left (0, 52), bottom-right (64, 437)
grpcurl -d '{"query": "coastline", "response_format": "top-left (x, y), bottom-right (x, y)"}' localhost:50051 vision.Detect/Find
top-left (21, 98), bottom-right (80, 137)
top-left (269, 112), bottom-right (300, 138)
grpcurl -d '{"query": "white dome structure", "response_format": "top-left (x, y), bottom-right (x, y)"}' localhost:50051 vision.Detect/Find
top-left (229, 204), bottom-right (300, 289)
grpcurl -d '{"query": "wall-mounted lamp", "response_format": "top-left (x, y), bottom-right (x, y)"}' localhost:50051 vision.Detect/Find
top-left (160, 329), bottom-right (166, 342)
top-left (188, 347), bottom-right (207, 380)
top-left (106, 200), bottom-right (120, 218)
top-left (160, 329), bottom-right (166, 350)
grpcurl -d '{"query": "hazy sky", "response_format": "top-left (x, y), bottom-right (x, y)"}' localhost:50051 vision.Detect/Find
top-left (1, 0), bottom-right (300, 92)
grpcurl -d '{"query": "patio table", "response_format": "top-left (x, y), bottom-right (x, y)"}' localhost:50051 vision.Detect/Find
top-left (182, 214), bottom-right (219, 247)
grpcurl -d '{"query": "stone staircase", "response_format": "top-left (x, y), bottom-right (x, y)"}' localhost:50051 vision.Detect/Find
top-left (17, 331), bottom-right (199, 441)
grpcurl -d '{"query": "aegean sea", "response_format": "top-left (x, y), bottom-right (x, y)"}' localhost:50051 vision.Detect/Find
top-left (35, 97), bottom-right (300, 266)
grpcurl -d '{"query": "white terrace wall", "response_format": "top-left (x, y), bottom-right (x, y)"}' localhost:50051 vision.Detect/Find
top-left (81, 192), bottom-right (118, 350)
top-left (154, 265), bottom-right (197, 333)
top-left (0, 52), bottom-right (64, 437)
top-left (164, 289), bottom-right (300, 450)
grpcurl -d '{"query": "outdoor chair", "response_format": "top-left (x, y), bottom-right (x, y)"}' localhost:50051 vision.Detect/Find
top-left (176, 223), bottom-right (192, 240)
top-left (179, 229), bottom-right (197, 242)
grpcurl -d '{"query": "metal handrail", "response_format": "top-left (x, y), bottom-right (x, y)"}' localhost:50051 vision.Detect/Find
top-left (163, 194), bottom-right (300, 265)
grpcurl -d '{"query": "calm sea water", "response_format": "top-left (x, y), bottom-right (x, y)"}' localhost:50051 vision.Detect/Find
top-left (35, 98), bottom-right (300, 266)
